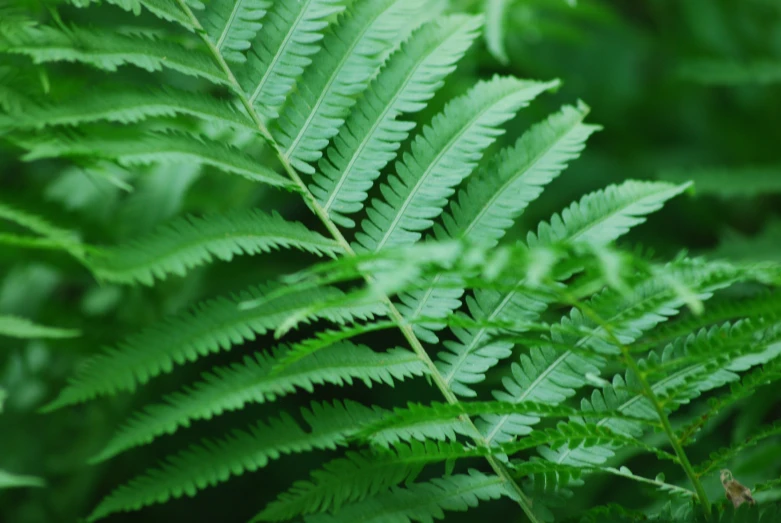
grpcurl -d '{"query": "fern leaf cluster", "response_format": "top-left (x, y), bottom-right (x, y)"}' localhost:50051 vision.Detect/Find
top-left (3, 0), bottom-right (781, 522)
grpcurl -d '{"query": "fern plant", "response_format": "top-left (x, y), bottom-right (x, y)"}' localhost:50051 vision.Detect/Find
top-left (2, 0), bottom-right (781, 522)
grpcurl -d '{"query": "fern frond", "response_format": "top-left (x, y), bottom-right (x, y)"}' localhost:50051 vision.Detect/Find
top-left (255, 443), bottom-right (463, 521)
top-left (201, 0), bottom-right (269, 63)
top-left (355, 76), bottom-right (557, 252)
top-left (650, 322), bottom-right (781, 408)
top-left (357, 401), bottom-right (660, 449)
top-left (237, 0), bottom-right (345, 120)
top-left (677, 355), bottom-right (781, 445)
top-left (259, 424), bottom-right (673, 521)
top-left (92, 343), bottom-right (425, 463)
top-left (439, 102), bottom-right (599, 247)
top-left (0, 315), bottom-right (80, 339)
top-left (17, 130), bottom-right (293, 188)
top-left (87, 400), bottom-right (384, 521)
top-left (659, 166), bottom-right (781, 198)
top-left (510, 461), bottom-right (694, 499)
top-left (43, 284), bottom-right (386, 411)
top-left (302, 469), bottom-right (509, 523)
top-left (312, 15), bottom-right (483, 227)
top-left (90, 209), bottom-right (342, 285)
top-left (479, 259), bottom-right (747, 446)
top-left (437, 180), bottom-right (691, 398)
top-left (528, 180), bottom-right (691, 247)
top-left (542, 320), bottom-right (781, 468)
top-left (0, 24), bottom-right (229, 86)
top-left (641, 291), bottom-right (781, 350)
top-left (276, 0), bottom-right (429, 173)
top-left (398, 102), bottom-right (599, 342)
top-left (7, 86), bottom-right (255, 130)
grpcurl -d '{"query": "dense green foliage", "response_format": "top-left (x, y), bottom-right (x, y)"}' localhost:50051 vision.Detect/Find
top-left (1, 1), bottom-right (780, 522)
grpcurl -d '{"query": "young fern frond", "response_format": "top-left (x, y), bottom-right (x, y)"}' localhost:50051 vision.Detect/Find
top-left (479, 258), bottom-right (746, 446)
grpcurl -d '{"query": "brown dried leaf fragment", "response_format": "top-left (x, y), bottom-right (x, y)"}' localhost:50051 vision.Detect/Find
top-left (720, 469), bottom-right (756, 508)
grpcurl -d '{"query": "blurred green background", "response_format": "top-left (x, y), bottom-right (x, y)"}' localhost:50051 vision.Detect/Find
top-left (1, 0), bottom-right (780, 521)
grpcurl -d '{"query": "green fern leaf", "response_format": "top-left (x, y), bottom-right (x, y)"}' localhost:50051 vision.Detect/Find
top-left (276, 0), bottom-right (430, 173)
top-left (355, 75), bottom-right (557, 252)
top-left (7, 86), bottom-right (254, 130)
top-left (528, 180), bottom-right (691, 247)
top-left (87, 400), bottom-right (384, 521)
top-left (201, 0), bottom-right (270, 63)
top-left (311, 15), bottom-right (483, 227)
top-left (43, 284), bottom-right (386, 411)
top-left (237, 0), bottom-right (344, 120)
top-left (357, 400), bottom-right (660, 449)
top-left (303, 469), bottom-right (509, 523)
top-left (17, 130), bottom-right (293, 188)
top-left (255, 447), bottom-right (426, 521)
top-left (91, 343), bottom-right (425, 463)
top-left (677, 350), bottom-right (781, 445)
top-left (440, 102), bottom-right (599, 248)
top-left (640, 291), bottom-right (781, 350)
top-left (90, 209), bottom-right (342, 285)
top-left (399, 102), bottom-right (600, 342)
top-left (479, 259), bottom-right (744, 446)
top-left (0, 24), bottom-right (229, 86)
top-left (542, 320), bottom-right (781, 468)
top-left (0, 315), bottom-right (80, 339)
top-left (437, 180), bottom-right (691, 398)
